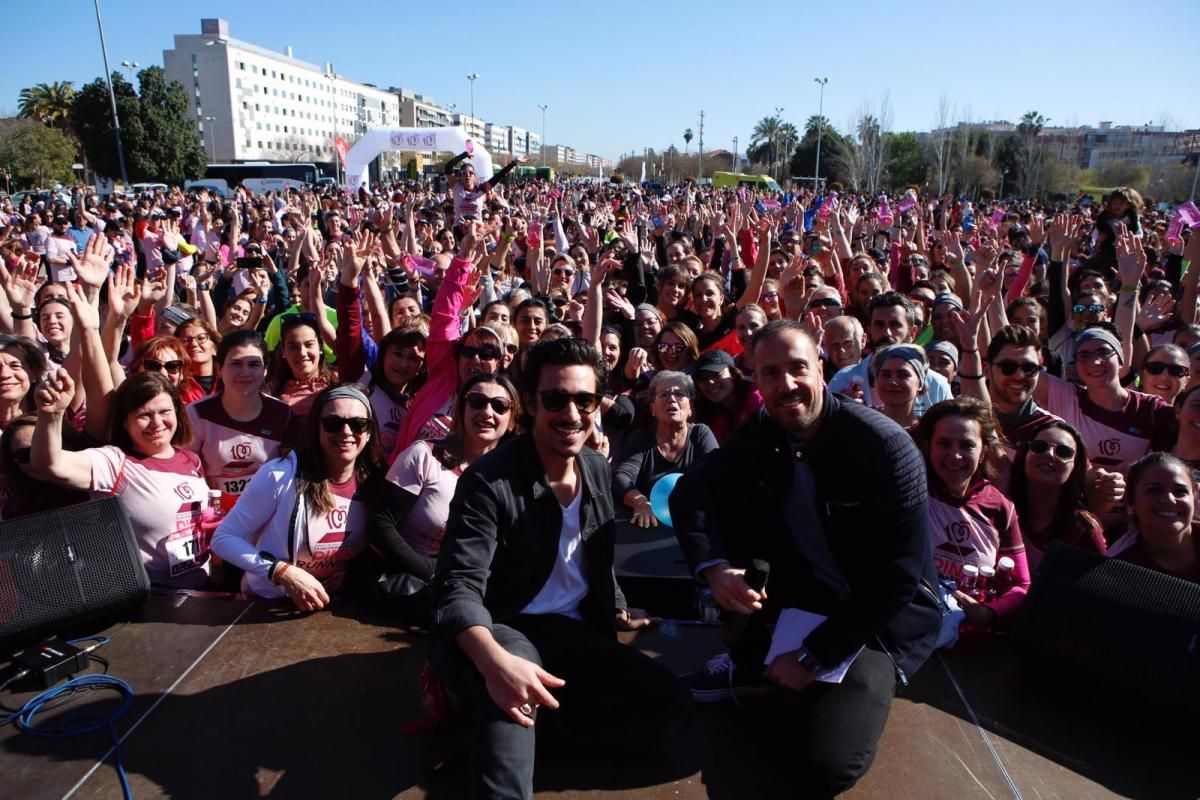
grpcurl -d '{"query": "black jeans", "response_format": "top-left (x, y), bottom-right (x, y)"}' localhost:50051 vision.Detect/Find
top-left (437, 613), bottom-right (692, 800)
top-left (777, 646), bottom-right (898, 798)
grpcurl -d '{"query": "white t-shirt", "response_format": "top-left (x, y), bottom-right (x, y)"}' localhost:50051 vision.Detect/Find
top-left (385, 440), bottom-right (458, 558)
top-left (521, 486), bottom-right (588, 619)
top-left (87, 445), bottom-right (212, 588)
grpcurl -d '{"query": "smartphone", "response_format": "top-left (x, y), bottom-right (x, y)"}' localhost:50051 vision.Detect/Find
top-left (236, 256), bottom-right (263, 270)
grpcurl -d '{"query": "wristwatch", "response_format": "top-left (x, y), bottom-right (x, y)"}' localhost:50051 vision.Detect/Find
top-left (795, 647), bottom-right (823, 673)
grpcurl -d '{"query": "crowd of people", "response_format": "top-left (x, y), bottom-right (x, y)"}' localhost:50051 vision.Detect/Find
top-left (3, 164), bottom-right (1199, 797)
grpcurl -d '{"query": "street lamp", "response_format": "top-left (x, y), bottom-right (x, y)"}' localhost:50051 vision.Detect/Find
top-left (813, 78), bottom-right (829, 189)
top-left (774, 106), bottom-right (785, 179)
top-left (538, 104), bottom-right (548, 166)
top-left (92, 0), bottom-right (128, 186)
top-left (466, 73), bottom-right (479, 123)
top-left (120, 60), bottom-right (139, 82)
top-left (203, 116), bottom-right (216, 162)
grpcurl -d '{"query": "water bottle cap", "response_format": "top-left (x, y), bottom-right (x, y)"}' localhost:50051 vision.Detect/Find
top-left (979, 566), bottom-right (996, 578)
top-left (208, 490), bottom-right (222, 500)
top-left (997, 556), bottom-right (1015, 570)
top-left (961, 564), bottom-right (980, 576)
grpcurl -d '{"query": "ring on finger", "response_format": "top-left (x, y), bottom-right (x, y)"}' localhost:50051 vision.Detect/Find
top-left (519, 703), bottom-right (534, 717)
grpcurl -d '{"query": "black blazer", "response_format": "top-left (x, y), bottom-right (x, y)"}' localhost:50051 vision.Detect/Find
top-left (432, 434), bottom-right (622, 650)
top-left (670, 392), bottom-right (942, 683)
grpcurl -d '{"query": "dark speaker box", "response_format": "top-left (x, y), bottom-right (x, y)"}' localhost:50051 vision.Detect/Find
top-left (1013, 542), bottom-right (1200, 715)
top-left (0, 498), bottom-right (150, 648)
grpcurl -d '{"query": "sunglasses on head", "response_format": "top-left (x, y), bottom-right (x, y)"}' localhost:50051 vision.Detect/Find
top-left (320, 415), bottom-right (370, 434)
top-left (460, 344), bottom-right (501, 361)
top-left (1028, 439), bottom-right (1076, 461)
top-left (992, 360), bottom-right (1041, 377)
top-left (808, 297), bottom-right (842, 309)
top-left (1073, 303), bottom-right (1105, 315)
top-left (1143, 361), bottom-right (1188, 378)
top-left (538, 390), bottom-right (602, 414)
top-left (465, 393), bottom-right (513, 414)
top-left (144, 359), bottom-right (184, 374)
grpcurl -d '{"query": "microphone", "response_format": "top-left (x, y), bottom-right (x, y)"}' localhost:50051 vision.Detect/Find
top-left (723, 559), bottom-right (770, 648)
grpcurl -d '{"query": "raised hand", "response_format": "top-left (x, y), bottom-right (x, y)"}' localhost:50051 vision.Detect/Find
top-left (108, 263), bottom-right (143, 319)
top-left (35, 368), bottom-right (75, 416)
top-left (63, 280), bottom-right (100, 331)
top-left (1028, 214), bottom-right (1045, 247)
top-left (1046, 214), bottom-right (1080, 261)
top-left (74, 233), bottom-right (114, 289)
top-left (1115, 225), bottom-right (1146, 289)
top-left (1137, 292), bottom-right (1174, 332)
top-left (0, 254), bottom-right (42, 310)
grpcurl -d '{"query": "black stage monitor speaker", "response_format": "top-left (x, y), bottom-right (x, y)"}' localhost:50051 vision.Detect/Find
top-left (1013, 543), bottom-right (1200, 715)
top-left (0, 498), bottom-right (150, 648)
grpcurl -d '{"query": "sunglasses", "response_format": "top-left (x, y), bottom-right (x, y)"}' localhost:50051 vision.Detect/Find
top-left (538, 390), bottom-right (602, 414)
top-left (12, 446), bottom-right (30, 465)
top-left (282, 312), bottom-right (320, 324)
top-left (808, 298), bottom-right (842, 309)
top-left (460, 344), bottom-right (501, 361)
top-left (992, 360), bottom-right (1041, 377)
top-left (552, 268), bottom-right (575, 277)
top-left (655, 388), bottom-right (690, 401)
top-left (465, 393), bottom-right (513, 414)
top-left (1072, 303), bottom-right (1106, 315)
top-left (144, 359), bottom-right (184, 375)
top-left (657, 343), bottom-right (688, 355)
top-left (1142, 361), bottom-right (1188, 378)
top-left (320, 415), bottom-right (370, 434)
top-left (1028, 439), bottom-right (1076, 461)
top-left (504, 344), bottom-right (518, 354)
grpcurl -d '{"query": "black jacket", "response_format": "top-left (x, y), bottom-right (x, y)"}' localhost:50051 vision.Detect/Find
top-left (670, 392), bottom-right (941, 683)
top-left (432, 434), bottom-right (623, 649)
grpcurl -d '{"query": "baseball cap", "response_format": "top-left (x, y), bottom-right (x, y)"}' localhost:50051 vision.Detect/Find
top-left (694, 349), bottom-right (735, 375)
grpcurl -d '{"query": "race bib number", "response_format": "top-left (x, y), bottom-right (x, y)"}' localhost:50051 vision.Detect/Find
top-left (222, 477), bottom-right (250, 495)
top-left (165, 528), bottom-right (209, 577)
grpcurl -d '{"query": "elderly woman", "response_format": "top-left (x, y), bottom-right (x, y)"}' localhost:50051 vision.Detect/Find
top-left (872, 344), bottom-right (929, 432)
top-left (211, 384), bottom-right (389, 609)
top-left (614, 370), bottom-right (718, 528)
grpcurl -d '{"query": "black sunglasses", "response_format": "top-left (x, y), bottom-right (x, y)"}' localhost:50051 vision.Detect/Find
top-left (657, 343), bottom-right (688, 355)
top-left (465, 393), bottom-right (513, 414)
top-left (320, 415), bottom-right (370, 434)
top-left (460, 344), bottom-right (501, 361)
top-left (144, 359), bottom-right (184, 374)
top-left (808, 298), bottom-right (842, 309)
top-left (992, 360), bottom-right (1041, 377)
top-left (539, 390), bottom-right (602, 414)
top-left (1028, 439), bottom-right (1076, 461)
top-left (1072, 303), bottom-right (1105, 315)
top-left (1143, 361), bottom-right (1188, 378)
top-left (282, 312), bottom-right (320, 324)
top-left (12, 446), bottom-right (30, 465)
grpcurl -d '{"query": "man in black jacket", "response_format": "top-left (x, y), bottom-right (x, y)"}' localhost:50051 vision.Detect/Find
top-left (671, 319), bottom-right (941, 798)
top-left (432, 338), bottom-right (691, 799)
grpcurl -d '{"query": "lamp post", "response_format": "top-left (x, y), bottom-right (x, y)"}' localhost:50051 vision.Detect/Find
top-left (774, 107), bottom-right (785, 179)
top-left (93, 0), bottom-right (128, 186)
top-left (466, 73), bottom-right (479, 124)
top-left (120, 60), bottom-right (138, 82)
top-left (203, 116), bottom-right (216, 162)
top-left (538, 104), bottom-right (548, 166)
top-left (813, 77), bottom-right (829, 190)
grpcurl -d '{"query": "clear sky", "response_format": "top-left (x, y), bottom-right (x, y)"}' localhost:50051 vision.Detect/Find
top-left (4, 0), bottom-right (1197, 160)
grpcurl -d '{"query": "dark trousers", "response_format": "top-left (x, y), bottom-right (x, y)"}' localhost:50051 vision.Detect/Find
top-left (440, 613), bottom-right (692, 800)
top-left (778, 647), bottom-right (898, 798)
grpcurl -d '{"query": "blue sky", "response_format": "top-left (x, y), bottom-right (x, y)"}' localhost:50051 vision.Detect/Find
top-left (4, 0), bottom-right (1197, 160)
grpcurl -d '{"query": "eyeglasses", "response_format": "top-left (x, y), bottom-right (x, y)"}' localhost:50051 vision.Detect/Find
top-left (465, 393), bottom-right (513, 414)
top-left (1073, 304), bottom-right (1106, 315)
top-left (538, 390), bottom-right (603, 414)
top-left (1028, 439), bottom-right (1076, 461)
top-left (143, 359), bottom-right (184, 375)
top-left (551, 297), bottom-right (569, 307)
top-left (552, 268), bottom-right (575, 278)
top-left (761, 291), bottom-right (780, 301)
top-left (807, 297), bottom-right (842, 309)
top-left (1076, 347), bottom-right (1117, 363)
top-left (282, 312), bottom-right (319, 324)
top-left (460, 344), bottom-right (501, 361)
top-left (655, 388), bottom-right (690, 401)
top-left (12, 446), bottom-right (30, 465)
top-left (657, 343), bottom-right (688, 355)
top-left (504, 344), bottom-right (518, 355)
top-left (1143, 361), bottom-right (1188, 378)
top-left (992, 360), bottom-right (1041, 377)
top-left (180, 333), bottom-right (211, 346)
top-left (320, 415), bottom-right (370, 434)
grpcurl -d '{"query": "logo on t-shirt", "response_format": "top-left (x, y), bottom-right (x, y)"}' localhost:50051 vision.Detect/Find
top-left (328, 508), bottom-right (347, 529)
top-left (174, 483), bottom-right (195, 501)
top-left (232, 441), bottom-right (252, 461)
top-left (1099, 438), bottom-right (1121, 457)
top-left (390, 406), bottom-right (404, 423)
top-left (948, 522), bottom-right (970, 545)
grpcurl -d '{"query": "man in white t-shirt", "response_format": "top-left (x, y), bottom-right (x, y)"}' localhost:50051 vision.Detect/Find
top-left (432, 338), bottom-right (691, 798)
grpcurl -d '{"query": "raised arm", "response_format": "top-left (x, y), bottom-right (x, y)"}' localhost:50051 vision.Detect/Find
top-left (1114, 224), bottom-right (1144, 374)
top-left (31, 371), bottom-right (94, 490)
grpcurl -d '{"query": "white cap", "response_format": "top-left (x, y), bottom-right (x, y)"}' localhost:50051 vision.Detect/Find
top-left (208, 489), bottom-right (222, 500)
top-left (961, 564), bottom-right (980, 576)
top-left (979, 566), bottom-right (996, 578)
top-left (997, 556), bottom-right (1015, 571)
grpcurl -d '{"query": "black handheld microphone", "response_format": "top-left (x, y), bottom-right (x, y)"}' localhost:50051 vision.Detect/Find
top-left (723, 559), bottom-right (770, 648)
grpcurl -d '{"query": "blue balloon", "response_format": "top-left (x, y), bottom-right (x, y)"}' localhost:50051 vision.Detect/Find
top-left (649, 473), bottom-right (682, 527)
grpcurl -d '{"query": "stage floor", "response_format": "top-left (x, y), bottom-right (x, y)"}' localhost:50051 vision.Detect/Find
top-left (1, 592), bottom-right (1194, 799)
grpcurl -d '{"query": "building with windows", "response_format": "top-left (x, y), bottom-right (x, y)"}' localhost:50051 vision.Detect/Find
top-left (452, 114), bottom-right (486, 143)
top-left (485, 123), bottom-right (510, 160)
top-left (392, 88), bottom-right (455, 129)
top-left (163, 18), bottom-right (400, 173)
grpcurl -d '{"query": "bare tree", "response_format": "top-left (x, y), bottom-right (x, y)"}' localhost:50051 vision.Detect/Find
top-left (1016, 111), bottom-right (1047, 196)
top-left (952, 105), bottom-right (974, 193)
top-left (929, 93), bottom-right (954, 195)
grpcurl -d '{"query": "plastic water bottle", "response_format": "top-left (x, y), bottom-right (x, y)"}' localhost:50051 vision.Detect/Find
top-left (198, 489), bottom-right (224, 554)
top-left (959, 564), bottom-right (980, 599)
top-left (896, 189), bottom-right (917, 215)
top-left (994, 556), bottom-right (1015, 596)
top-left (818, 191), bottom-right (839, 219)
top-left (877, 195), bottom-right (893, 228)
top-left (979, 565), bottom-right (997, 603)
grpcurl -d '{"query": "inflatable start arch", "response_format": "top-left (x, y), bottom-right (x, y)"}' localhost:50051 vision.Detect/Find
top-left (342, 127), bottom-right (493, 192)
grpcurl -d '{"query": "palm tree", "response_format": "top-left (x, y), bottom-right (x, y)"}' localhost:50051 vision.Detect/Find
top-left (18, 82), bottom-right (76, 129)
top-left (804, 115), bottom-right (830, 140)
top-left (683, 128), bottom-right (693, 155)
top-left (751, 115), bottom-right (784, 177)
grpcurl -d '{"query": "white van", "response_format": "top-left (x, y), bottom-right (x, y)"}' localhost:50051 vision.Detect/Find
top-left (184, 179), bottom-right (234, 199)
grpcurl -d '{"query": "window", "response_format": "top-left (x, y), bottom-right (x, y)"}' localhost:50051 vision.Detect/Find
top-left (238, 61), bottom-right (245, 70)
top-left (253, 66), bottom-right (258, 74)
top-left (242, 101), bottom-right (249, 109)
top-left (255, 103), bottom-right (260, 111)
top-left (271, 70), bottom-right (276, 78)
top-left (257, 140), bottom-right (263, 147)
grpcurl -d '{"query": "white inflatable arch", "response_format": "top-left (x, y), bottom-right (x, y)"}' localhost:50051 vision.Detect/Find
top-left (342, 127), bottom-right (493, 192)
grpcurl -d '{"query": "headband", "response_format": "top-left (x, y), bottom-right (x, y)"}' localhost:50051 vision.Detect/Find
top-left (1074, 327), bottom-right (1124, 364)
top-left (322, 385), bottom-right (373, 417)
top-left (932, 293), bottom-right (964, 311)
top-left (871, 344), bottom-right (928, 387)
top-left (926, 340), bottom-right (960, 367)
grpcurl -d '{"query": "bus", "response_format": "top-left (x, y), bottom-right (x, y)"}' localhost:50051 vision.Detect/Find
top-left (711, 171), bottom-right (782, 193)
top-left (202, 162), bottom-right (320, 192)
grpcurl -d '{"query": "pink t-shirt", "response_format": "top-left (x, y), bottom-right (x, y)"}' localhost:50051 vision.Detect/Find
top-left (1045, 377), bottom-right (1177, 476)
top-left (385, 440), bottom-right (459, 559)
top-left (87, 445), bottom-right (211, 587)
top-left (368, 383), bottom-right (409, 457)
top-left (185, 395), bottom-right (299, 507)
top-left (293, 476), bottom-right (368, 589)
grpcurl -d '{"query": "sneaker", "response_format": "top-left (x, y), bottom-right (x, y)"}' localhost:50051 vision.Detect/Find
top-left (684, 652), bottom-right (774, 703)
